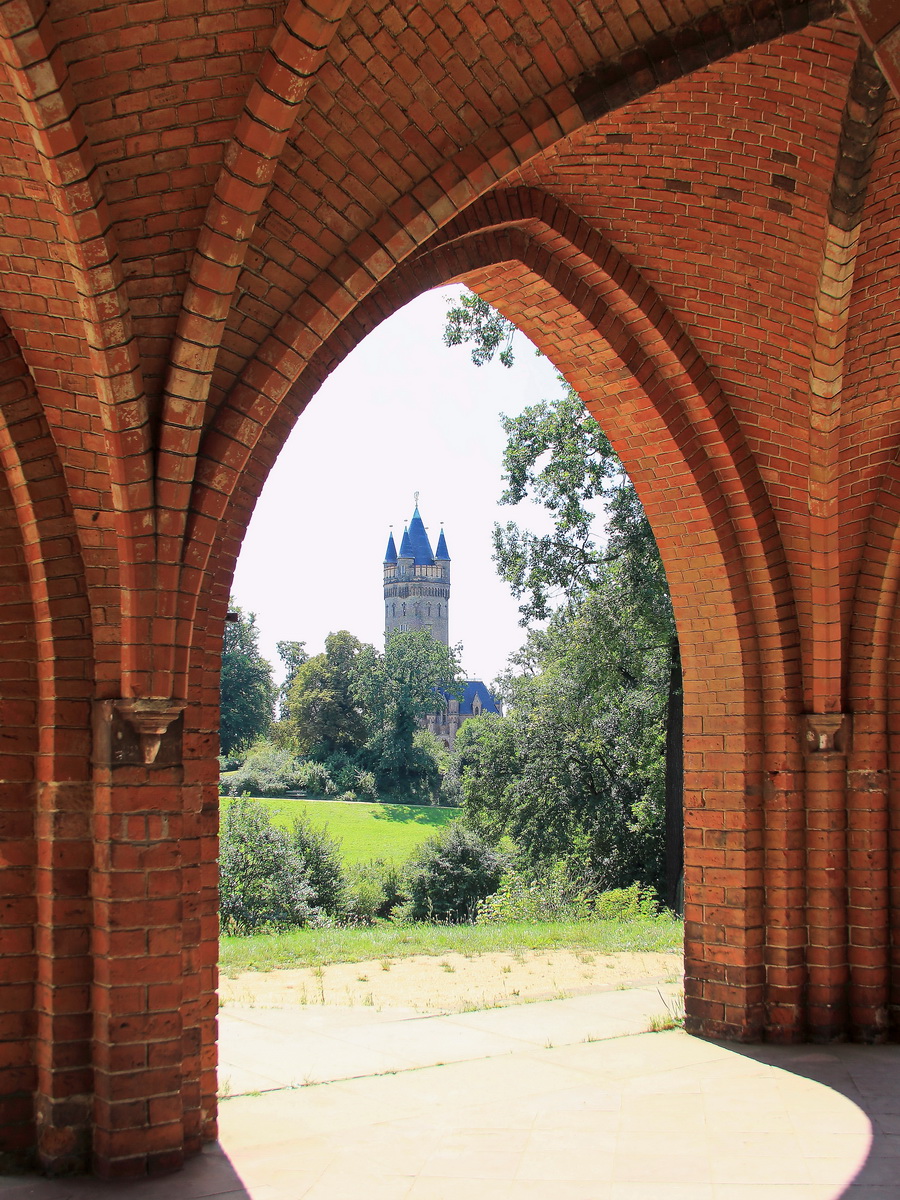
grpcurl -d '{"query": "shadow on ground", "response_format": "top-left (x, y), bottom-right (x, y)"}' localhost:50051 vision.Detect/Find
top-left (728, 1041), bottom-right (900, 1197)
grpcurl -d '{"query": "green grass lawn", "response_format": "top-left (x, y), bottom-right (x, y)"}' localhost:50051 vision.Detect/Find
top-left (221, 795), bottom-right (459, 865)
top-left (220, 917), bottom-right (683, 974)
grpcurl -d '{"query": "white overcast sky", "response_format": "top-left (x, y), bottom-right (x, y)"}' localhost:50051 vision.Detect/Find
top-left (231, 285), bottom-right (565, 684)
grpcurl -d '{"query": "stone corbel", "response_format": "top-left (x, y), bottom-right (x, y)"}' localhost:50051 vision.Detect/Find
top-left (115, 698), bottom-right (187, 764)
top-left (804, 712), bottom-right (851, 754)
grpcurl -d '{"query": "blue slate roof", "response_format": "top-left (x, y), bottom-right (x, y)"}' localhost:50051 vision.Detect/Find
top-left (406, 506), bottom-right (435, 565)
top-left (459, 680), bottom-right (500, 716)
top-left (398, 525), bottom-right (413, 558)
top-left (384, 532), bottom-right (398, 564)
top-left (435, 528), bottom-right (450, 560)
top-left (437, 680), bottom-right (500, 716)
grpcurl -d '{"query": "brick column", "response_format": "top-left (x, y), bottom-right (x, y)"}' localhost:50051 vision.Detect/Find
top-left (804, 714), bottom-right (850, 1042)
top-left (846, 709), bottom-right (891, 1041)
top-left (90, 700), bottom-right (195, 1179)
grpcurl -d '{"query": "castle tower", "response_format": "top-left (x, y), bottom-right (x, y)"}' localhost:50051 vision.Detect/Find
top-left (383, 499), bottom-right (450, 645)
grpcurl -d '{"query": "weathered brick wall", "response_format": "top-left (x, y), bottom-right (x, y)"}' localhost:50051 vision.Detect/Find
top-left (1, 0), bottom-right (899, 1179)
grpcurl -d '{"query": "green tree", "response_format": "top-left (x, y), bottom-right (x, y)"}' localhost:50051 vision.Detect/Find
top-left (443, 293), bottom-right (682, 905)
top-left (220, 600), bottom-right (276, 755)
top-left (354, 630), bottom-right (462, 799)
top-left (285, 630), bottom-right (368, 757)
top-left (276, 639), bottom-right (308, 719)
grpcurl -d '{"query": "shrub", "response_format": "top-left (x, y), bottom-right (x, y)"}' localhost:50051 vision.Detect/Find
top-left (593, 883), bottom-right (661, 920)
top-left (343, 859), bottom-right (404, 924)
top-left (218, 752), bottom-right (244, 773)
top-left (400, 823), bottom-right (506, 923)
top-left (294, 759), bottom-right (332, 796)
top-left (219, 799), bottom-right (319, 935)
top-left (220, 741), bottom-right (305, 797)
top-left (289, 817), bottom-right (347, 917)
top-left (476, 862), bottom-right (591, 924)
top-left (354, 768), bottom-right (378, 799)
top-left (321, 750), bottom-right (359, 794)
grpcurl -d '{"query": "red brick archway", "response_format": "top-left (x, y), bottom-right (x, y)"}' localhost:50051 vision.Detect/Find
top-left (2, 0), bottom-right (900, 1179)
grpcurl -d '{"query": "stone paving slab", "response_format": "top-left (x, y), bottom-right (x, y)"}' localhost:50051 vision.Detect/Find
top-left (3, 992), bottom-right (899, 1199)
top-left (218, 981), bottom-right (683, 1095)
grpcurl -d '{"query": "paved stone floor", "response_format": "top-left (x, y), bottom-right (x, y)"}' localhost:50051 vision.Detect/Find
top-left (2, 986), bottom-right (899, 1198)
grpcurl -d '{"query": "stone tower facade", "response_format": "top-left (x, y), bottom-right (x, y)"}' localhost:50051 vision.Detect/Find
top-left (383, 503), bottom-right (450, 645)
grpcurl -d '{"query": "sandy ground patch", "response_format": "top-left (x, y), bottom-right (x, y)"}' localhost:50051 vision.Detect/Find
top-left (220, 949), bottom-right (682, 1014)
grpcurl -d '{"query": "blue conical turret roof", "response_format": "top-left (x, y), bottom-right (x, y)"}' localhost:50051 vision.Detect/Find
top-left (384, 532), bottom-right (397, 564)
top-left (398, 525), bottom-right (414, 559)
top-left (406, 505), bottom-right (435, 565)
top-left (435, 528), bottom-right (450, 560)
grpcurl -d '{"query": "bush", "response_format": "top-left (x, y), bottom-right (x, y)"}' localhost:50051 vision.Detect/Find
top-left (220, 741), bottom-right (305, 797)
top-left (218, 752), bottom-right (244, 773)
top-left (354, 768), bottom-right (378, 799)
top-left (477, 873), bottom-right (665, 925)
top-left (343, 859), bottom-right (404, 924)
top-left (294, 759), bottom-right (333, 795)
top-left (289, 817), bottom-right (347, 917)
top-left (476, 862), bottom-right (591, 924)
top-left (593, 883), bottom-right (662, 920)
top-left (219, 799), bottom-right (319, 934)
top-left (400, 823), bottom-right (506, 923)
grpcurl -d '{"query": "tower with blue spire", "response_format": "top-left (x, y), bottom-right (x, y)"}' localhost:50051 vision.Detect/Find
top-left (383, 495), bottom-right (450, 646)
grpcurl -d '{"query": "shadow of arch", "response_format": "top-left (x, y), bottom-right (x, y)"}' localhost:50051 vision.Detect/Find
top-left (724, 1040), bottom-right (900, 1194)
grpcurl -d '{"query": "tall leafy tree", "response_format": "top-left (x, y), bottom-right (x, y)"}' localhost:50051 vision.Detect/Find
top-left (354, 630), bottom-right (462, 798)
top-left (285, 630), bottom-right (368, 757)
top-left (276, 639), bottom-right (308, 720)
top-left (220, 600), bottom-right (276, 755)
top-left (444, 292), bottom-right (683, 905)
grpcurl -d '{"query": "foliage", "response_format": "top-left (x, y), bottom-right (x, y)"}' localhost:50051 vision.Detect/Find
top-left (456, 584), bottom-right (668, 893)
top-left (593, 883), bottom-right (662, 920)
top-left (343, 859), bottom-right (405, 924)
top-left (220, 915), bottom-right (683, 975)
top-left (220, 742), bottom-right (306, 797)
top-left (354, 630), bottom-right (462, 800)
top-left (442, 290), bottom-right (518, 367)
top-left (442, 297), bottom-right (681, 900)
top-left (285, 630), bottom-right (369, 758)
top-left (219, 799), bottom-right (319, 935)
top-left (476, 862), bottom-right (591, 924)
top-left (276, 639), bottom-right (308, 720)
top-left (220, 601), bottom-right (276, 755)
top-left (399, 823), bottom-right (506, 923)
top-left (294, 758), bottom-right (335, 795)
top-left (289, 816), bottom-right (347, 917)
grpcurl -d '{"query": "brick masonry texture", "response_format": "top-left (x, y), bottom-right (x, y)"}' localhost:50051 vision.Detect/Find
top-left (0, 0), bottom-right (899, 1179)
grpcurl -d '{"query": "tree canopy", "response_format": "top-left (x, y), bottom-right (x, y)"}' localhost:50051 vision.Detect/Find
top-left (220, 601), bottom-right (276, 755)
top-left (442, 290), bottom-right (682, 903)
top-left (354, 630), bottom-right (462, 798)
top-left (284, 630), bottom-right (368, 758)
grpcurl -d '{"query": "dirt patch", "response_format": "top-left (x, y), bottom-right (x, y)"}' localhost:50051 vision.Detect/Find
top-left (220, 949), bottom-right (682, 1014)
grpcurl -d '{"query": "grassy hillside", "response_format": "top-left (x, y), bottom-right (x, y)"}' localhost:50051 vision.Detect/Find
top-left (220, 795), bottom-right (459, 865)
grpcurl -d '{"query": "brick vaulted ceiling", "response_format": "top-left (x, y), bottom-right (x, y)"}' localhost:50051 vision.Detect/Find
top-left (0, 0), bottom-right (897, 700)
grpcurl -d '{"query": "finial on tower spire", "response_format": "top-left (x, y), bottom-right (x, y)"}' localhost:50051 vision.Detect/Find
top-left (414, 490), bottom-right (419, 508)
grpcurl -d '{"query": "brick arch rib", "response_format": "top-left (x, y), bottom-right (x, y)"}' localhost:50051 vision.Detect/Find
top-left (195, 188), bottom-right (811, 1041)
top-left (0, 317), bottom-right (94, 1172)
top-left (0, 0), bottom-right (154, 696)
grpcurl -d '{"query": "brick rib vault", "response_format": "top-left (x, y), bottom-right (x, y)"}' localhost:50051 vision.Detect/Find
top-left (1, 0), bottom-right (899, 1179)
